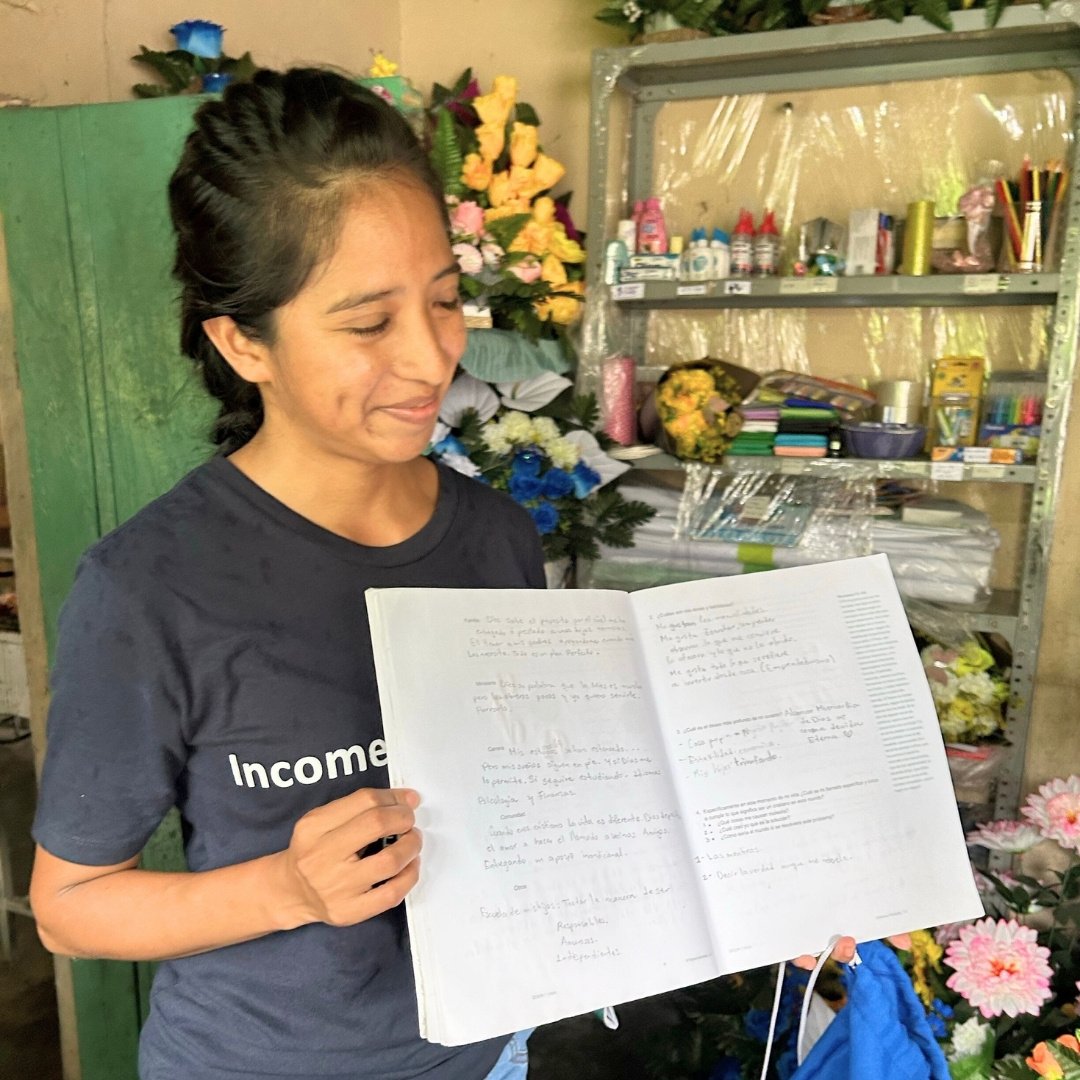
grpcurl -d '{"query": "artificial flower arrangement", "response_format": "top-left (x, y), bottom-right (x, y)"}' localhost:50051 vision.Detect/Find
top-left (651, 362), bottom-right (750, 463)
top-left (428, 370), bottom-right (655, 570)
top-left (428, 70), bottom-right (586, 358)
top-left (132, 20), bottom-right (256, 97)
top-left (922, 638), bottom-right (1011, 744)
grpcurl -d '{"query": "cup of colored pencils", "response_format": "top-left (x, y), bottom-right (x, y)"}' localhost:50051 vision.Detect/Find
top-left (996, 157), bottom-right (1069, 272)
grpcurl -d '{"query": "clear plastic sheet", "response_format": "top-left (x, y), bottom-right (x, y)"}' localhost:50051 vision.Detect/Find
top-left (674, 465), bottom-right (874, 559)
top-left (580, 70), bottom-right (1070, 389)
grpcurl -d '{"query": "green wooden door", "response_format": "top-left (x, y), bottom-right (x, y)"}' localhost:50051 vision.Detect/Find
top-left (0, 96), bottom-right (215, 1080)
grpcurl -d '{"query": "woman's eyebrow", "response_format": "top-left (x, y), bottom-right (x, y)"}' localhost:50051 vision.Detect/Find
top-left (325, 286), bottom-right (402, 314)
top-left (432, 262), bottom-right (460, 282)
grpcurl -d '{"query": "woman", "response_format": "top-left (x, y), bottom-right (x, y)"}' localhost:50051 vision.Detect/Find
top-left (30, 69), bottom-right (541, 1080)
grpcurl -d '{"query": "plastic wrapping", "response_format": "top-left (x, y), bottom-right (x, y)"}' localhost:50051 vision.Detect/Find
top-left (580, 70), bottom-right (1070, 390)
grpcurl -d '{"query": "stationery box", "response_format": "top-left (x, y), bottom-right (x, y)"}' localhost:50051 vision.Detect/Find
top-left (931, 445), bottom-right (1021, 464)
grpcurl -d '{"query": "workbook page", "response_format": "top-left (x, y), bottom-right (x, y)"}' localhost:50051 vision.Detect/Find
top-left (367, 588), bottom-right (716, 1046)
top-left (630, 555), bottom-right (982, 972)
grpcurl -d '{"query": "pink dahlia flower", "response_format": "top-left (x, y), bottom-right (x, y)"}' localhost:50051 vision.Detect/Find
top-left (967, 819), bottom-right (1044, 853)
top-left (1023, 776), bottom-right (1080, 852)
top-left (944, 918), bottom-right (1053, 1018)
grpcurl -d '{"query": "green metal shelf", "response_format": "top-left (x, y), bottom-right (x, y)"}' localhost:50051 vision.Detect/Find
top-left (612, 273), bottom-right (1059, 309)
top-left (624, 450), bottom-right (1039, 483)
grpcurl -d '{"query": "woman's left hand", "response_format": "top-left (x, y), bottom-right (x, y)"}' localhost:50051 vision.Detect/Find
top-left (793, 933), bottom-right (912, 969)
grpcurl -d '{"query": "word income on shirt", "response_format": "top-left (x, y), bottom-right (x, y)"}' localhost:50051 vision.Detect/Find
top-left (228, 739), bottom-right (388, 789)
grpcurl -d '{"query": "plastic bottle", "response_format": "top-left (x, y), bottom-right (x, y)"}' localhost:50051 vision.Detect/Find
top-left (754, 210), bottom-right (781, 276)
top-left (709, 228), bottom-right (731, 279)
top-left (730, 209), bottom-right (756, 276)
top-left (637, 197), bottom-right (668, 255)
top-left (687, 229), bottom-right (711, 280)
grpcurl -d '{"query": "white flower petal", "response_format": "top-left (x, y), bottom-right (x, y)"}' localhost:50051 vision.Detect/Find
top-left (439, 452), bottom-right (481, 479)
top-left (429, 421), bottom-right (451, 447)
top-left (562, 429), bottom-right (631, 488)
top-left (496, 372), bottom-right (573, 413)
top-left (439, 374), bottom-right (500, 426)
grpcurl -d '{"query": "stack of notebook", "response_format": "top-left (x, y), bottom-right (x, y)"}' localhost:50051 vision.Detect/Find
top-left (773, 397), bottom-right (838, 458)
top-left (728, 405), bottom-right (779, 456)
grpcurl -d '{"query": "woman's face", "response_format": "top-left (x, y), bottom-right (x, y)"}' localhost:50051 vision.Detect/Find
top-left (238, 178), bottom-right (465, 466)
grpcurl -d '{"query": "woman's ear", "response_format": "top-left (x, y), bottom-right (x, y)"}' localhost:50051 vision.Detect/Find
top-left (202, 316), bottom-right (273, 385)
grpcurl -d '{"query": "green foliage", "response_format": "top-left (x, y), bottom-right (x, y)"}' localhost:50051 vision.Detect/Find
top-left (430, 108), bottom-right (465, 197)
top-left (515, 102), bottom-right (541, 126)
top-left (484, 213), bottom-right (532, 251)
top-left (131, 47), bottom-right (257, 99)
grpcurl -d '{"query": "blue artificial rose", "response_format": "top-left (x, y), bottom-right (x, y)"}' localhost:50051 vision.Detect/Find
top-left (775, 1047), bottom-right (798, 1080)
top-left (927, 1011), bottom-right (947, 1039)
top-left (931, 999), bottom-right (953, 1019)
top-left (433, 434), bottom-right (468, 458)
top-left (528, 500), bottom-right (560, 535)
top-left (708, 1056), bottom-right (743, 1080)
top-left (201, 72), bottom-right (233, 93)
top-left (513, 449), bottom-right (543, 478)
top-left (171, 19), bottom-right (225, 58)
top-left (742, 1007), bottom-right (772, 1043)
top-left (508, 471), bottom-right (543, 503)
top-left (541, 467), bottom-right (574, 499)
top-left (570, 461), bottom-right (602, 499)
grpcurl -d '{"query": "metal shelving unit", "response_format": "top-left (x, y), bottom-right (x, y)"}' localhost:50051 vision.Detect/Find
top-left (583, 5), bottom-right (1080, 823)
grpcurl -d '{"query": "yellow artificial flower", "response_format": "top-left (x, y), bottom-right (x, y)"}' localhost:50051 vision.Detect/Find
top-left (535, 281), bottom-right (584, 326)
top-left (493, 75), bottom-right (518, 104)
top-left (473, 91), bottom-right (512, 130)
top-left (908, 929), bottom-right (943, 1008)
top-left (369, 53), bottom-right (398, 77)
top-left (509, 219), bottom-right (553, 256)
top-left (532, 196), bottom-right (556, 225)
top-left (461, 153), bottom-right (493, 192)
top-left (476, 122), bottom-right (506, 164)
top-left (540, 253), bottom-right (567, 285)
top-left (548, 224), bottom-right (585, 263)
top-left (484, 200), bottom-right (531, 225)
top-left (531, 153), bottom-right (566, 193)
top-left (487, 170), bottom-right (513, 208)
top-left (510, 123), bottom-right (539, 168)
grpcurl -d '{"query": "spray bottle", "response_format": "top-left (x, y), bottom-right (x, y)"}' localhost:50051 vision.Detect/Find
top-left (730, 210), bottom-right (756, 277)
top-left (754, 210), bottom-right (781, 276)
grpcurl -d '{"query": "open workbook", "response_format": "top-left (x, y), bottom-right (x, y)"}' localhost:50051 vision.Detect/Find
top-left (367, 555), bottom-right (983, 1046)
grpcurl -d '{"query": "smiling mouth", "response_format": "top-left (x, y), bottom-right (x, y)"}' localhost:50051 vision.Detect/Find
top-left (379, 397), bottom-right (441, 424)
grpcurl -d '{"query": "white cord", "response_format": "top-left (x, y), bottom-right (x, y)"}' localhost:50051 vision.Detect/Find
top-left (759, 961), bottom-right (787, 1080)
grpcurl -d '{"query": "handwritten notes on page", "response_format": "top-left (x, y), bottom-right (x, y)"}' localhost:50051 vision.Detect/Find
top-left (367, 588), bottom-right (715, 1046)
top-left (630, 555), bottom-right (982, 972)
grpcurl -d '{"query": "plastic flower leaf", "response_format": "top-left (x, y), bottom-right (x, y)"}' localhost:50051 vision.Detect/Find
top-left (563, 429), bottom-right (630, 490)
top-left (439, 374), bottom-right (500, 427)
top-left (171, 19), bottom-right (224, 58)
top-left (496, 372), bottom-right (573, 413)
top-left (1022, 776), bottom-right (1080, 852)
top-left (966, 819), bottom-right (1044, 854)
top-left (439, 452), bottom-right (481, 479)
top-left (944, 917), bottom-right (1053, 1018)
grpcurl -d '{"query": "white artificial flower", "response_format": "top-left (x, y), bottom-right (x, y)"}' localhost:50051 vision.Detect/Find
top-left (429, 420), bottom-right (451, 448)
top-left (530, 416), bottom-right (561, 447)
top-left (938, 711), bottom-right (969, 742)
top-left (439, 374), bottom-right (500, 427)
top-left (622, 0), bottom-right (644, 20)
top-left (496, 372), bottom-right (574, 413)
top-left (480, 242), bottom-right (504, 269)
top-left (971, 709), bottom-right (1002, 738)
top-left (958, 672), bottom-right (997, 705)
top-left (439, 452), bottom-right (482, 479)
top-left (452, 242), bottom-right (483, 276)
top-left (561, 429), bottom-right (631, 489)
top-left (547, 438), bottom-right (581, 471)
top-left (929, 671), bottom-right (960, 707)
top-left (500, 411), bottom-right (535, 445)
top-left (948, 1017), bottom-right (991, 1062)
top-left (481, 420), bottom-right (511, 455)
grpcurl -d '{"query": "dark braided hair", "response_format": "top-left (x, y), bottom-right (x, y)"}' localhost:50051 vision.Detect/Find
top-left (169, 68), bottom-right (447, 454)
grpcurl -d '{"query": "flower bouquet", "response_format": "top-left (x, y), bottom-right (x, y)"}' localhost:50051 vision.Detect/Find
top-left (428, 70), bottom-right (586, 361)
top-left (429, 371), bottom-right (655, 572)
top-left (922, 639), bottom-right (1011, 745)
top-left (132, 20), bottom-right (256, 98)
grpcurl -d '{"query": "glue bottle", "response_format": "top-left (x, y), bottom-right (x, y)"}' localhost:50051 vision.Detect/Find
top-left (686, 229), bottom-right (711, 280)
top-left (730, 210), bottom-right (756, 277)
top-left (709, 228), bottom-right (731, 279)
top-left (754, 210), bottom-right (780, 276)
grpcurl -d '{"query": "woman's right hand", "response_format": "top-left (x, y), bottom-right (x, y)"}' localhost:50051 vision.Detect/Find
top-left (276, 787), bottom-right (422, 930)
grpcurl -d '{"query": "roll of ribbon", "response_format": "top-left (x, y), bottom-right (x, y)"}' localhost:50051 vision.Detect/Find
top-left (602, 356), bottom-right (637, 445)
top-left (901, 200), bottom-right (935, 276)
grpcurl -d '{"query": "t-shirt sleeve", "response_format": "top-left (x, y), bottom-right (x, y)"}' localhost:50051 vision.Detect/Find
top-left (33, 554), bottom-right (188, 866)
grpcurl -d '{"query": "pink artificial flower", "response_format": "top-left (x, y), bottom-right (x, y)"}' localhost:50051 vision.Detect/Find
top-left (1023, 776), bottom-right (1080, 852)
top-left (510, 256), bottom-right (542, 283)
top-left (450, 200), bottom-right (485, 240)
top-left (934, 921), bottom-right (971, 947)
top-left (481, 242), bottom-right (504, 269)
top-left (452, 242), bottom-right (483, 276)
top-left (967, 819), bottom-right (1044, 854)
top-left (944, 917), bottom-right (1053, 1018)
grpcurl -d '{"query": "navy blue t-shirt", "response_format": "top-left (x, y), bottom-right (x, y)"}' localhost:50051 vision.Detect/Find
top-left (33, 457), bottom-right (546, 1080)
